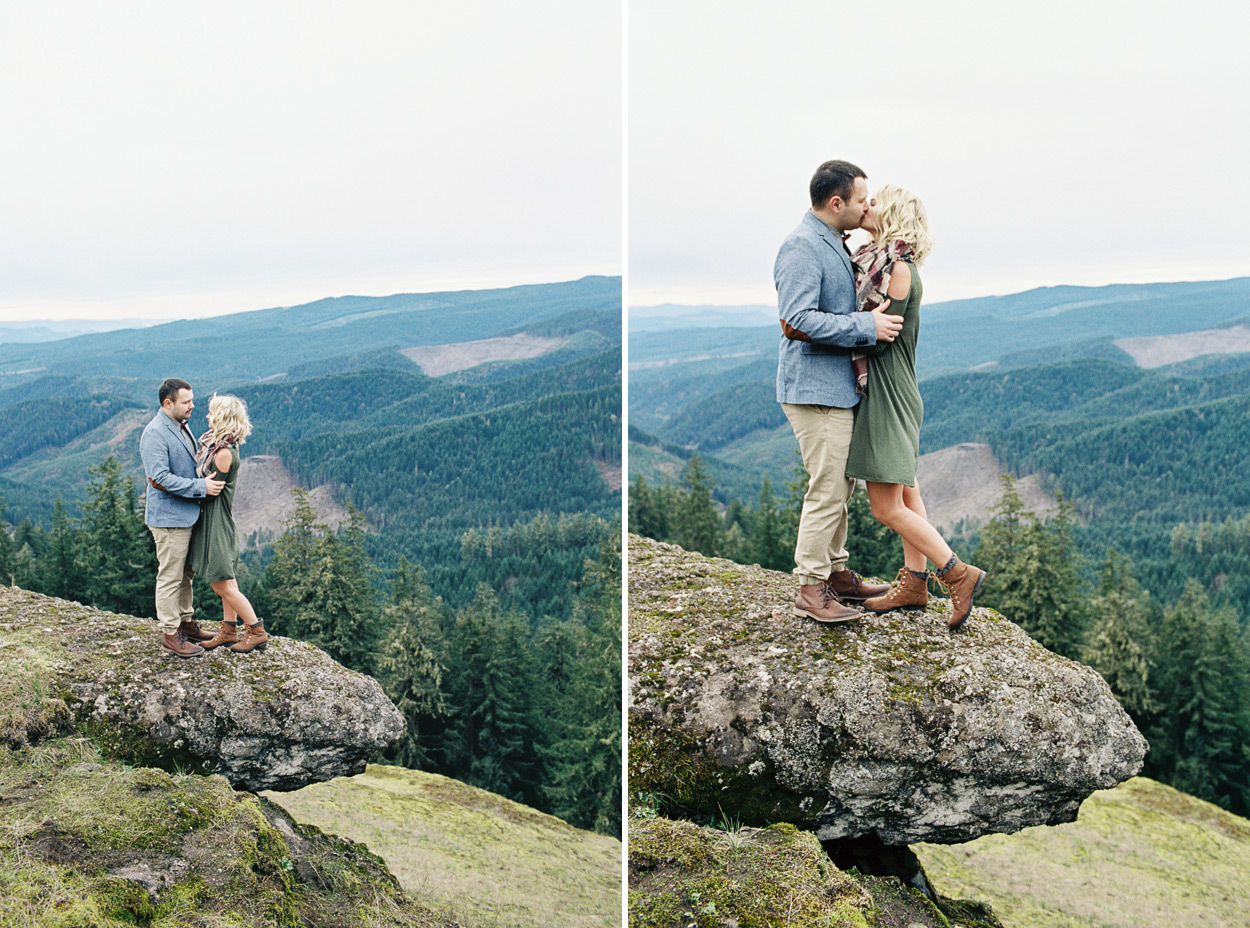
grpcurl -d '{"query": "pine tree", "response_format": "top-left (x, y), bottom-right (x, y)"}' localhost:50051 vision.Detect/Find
top-left (41, 495), bottom-right (80, 600)
top-left (0, 499), bottom-right (16, 587)
top-left (376, 558), bottom-right (450, 770)
top-left (1151, 580), bottom-right (1250, 812)
top-left (751, 476), bottom-right (789, 570)
top-left (76, 456), bottom-right (155, 616)
top-left (974, 478), bottom-right (1087, 658)
top-left (264, 492), bottom-right (380, 674)
top-left (673, 454), bottom-right (719, 555)
top-left (541, 530), bottom-right (622, 836)
top-left (1082, 549), bottom-right (1157, 723)
top-left (629, 473), bottom-right (669, 541)
top-left (444, 584), bottom-right (538, 804)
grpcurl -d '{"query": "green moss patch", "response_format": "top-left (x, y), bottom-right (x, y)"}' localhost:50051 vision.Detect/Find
top-left (0, 738), bottom-right (449, 928)
top-left (629, 816), bottom-right (1002, 928)
top-left (264, 763), bottom-right (621, 928)
top-left (915, 776), bottom-right (1250, 928)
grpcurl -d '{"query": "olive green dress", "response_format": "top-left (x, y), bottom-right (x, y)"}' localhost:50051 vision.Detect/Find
top-left (188, 444), bottom-right (240, 582)
top-left (845, 260), bottom-right (924, 486)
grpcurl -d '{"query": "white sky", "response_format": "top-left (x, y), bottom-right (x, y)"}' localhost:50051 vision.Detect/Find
top-left (629, 0), bottom-right (1250, 307)
top-left (0, 1), bottom-right (621, 321)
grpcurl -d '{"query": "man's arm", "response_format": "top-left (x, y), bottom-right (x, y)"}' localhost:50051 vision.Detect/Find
top-left (776, 237), bottom-right (878, 348)
top-left (140, 426), bottom-right (207, 499)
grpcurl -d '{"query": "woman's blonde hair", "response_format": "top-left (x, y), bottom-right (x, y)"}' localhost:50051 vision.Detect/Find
top-left (207, 394), bottom-right (253, 443)
top-left (873, 184), bottom-right (932, 265)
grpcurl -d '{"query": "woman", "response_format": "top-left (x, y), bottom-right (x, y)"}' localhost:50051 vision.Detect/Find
top-left (843, 185), bottom-right (985, 629)
top-left (189, 394), bottom-right (269, 653)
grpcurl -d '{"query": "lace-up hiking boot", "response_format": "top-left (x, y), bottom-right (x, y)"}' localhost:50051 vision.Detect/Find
top-left (935, 557), bottom-right (986, 630)
top-left (230, 619), bottom-right (269, 654)
top-left (825, 568), bottom-right (890, 601)
top-left (793, 583), bottom-right (861, 624)
top-left (202, 620), bottom-right (239, 650)
top-left (177, 619), bottom-right (214, 642)
top-left (863, 567), bottom-right (930, 614)
top-left (161, 632), bottom-right (205, 658)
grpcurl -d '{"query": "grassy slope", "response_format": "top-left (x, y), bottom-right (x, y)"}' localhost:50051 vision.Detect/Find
top-left (915, 777), bottom-right (1250, 928)
top-left (265, 764), bottom-right (622, 928)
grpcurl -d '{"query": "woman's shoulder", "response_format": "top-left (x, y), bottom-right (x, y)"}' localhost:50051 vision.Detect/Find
top-left (887, 260), bottom-right (913, 300)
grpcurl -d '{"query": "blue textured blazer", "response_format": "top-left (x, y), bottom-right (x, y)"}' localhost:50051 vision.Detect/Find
top-left (139, 410), bottom-right (207, 528)
top-left (774, 211), bottom-right (877, 407)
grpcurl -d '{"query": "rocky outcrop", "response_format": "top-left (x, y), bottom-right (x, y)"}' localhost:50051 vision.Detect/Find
top-left (628, 536), bottom-right (1147, 845)
top-left (630, 816), bottom-right (1003, 928)
top-left (0, 587), bottom-right (402, 791)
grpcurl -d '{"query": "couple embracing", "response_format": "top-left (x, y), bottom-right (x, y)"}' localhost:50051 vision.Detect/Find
top-left (139, 377), bottom-right (267, 657)
top-left (776, 159), bottom-right (985, 630)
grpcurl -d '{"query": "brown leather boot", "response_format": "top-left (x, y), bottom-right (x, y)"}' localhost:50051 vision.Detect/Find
top-left (202, 620), bottom-right (239, 650)
top-left (863, 567), bottom-right (930, 614)
top-left (178, 619), bottom-right (214, 642)
top-left (161, 632), bottom-right (205, 658)
top-left (935, 556), bottom-right (986, 630)
top-left (229, 619), bottom-right (269, 653)
top-left (825, 568), bottom-right (890, 601)
top-left (793, 583), bottom-right (860, 624)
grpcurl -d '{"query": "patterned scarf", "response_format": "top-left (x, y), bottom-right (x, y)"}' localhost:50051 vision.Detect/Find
top-left (195, 430), bottom-right (240, 478)
top-left (849, 239), bottom-right (915, 393)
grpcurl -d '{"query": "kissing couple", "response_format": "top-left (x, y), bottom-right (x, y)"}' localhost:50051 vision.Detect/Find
top-left (775, 159), bottom-right (986, 630)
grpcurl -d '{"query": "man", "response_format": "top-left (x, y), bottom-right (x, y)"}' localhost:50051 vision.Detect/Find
top-left (775, 160), bottom-right (904, 623)
top-left (139, 377), bottom-right (224, 657)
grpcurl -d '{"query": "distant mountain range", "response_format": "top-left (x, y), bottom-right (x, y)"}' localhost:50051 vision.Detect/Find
top-left (0, 318), bottom-right (160, 344)
top-left (0, 276), bottom-right (622, 620)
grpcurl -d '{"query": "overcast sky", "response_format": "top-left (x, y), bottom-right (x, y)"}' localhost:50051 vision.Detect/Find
top-left (1, 1), bottom-right (621, 321)
top-left (629, 0), bottom-right (1250, 308)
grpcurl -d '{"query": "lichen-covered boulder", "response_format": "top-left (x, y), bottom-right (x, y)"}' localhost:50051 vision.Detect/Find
top-left (629, 815), bottom-right (1003, 928)
top-left (0, 587), bottom-right (402, 791)
top-left (628, 536), bottom-right (1148, 845)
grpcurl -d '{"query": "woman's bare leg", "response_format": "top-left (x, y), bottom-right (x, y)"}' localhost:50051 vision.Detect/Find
top-left (900, 483), bottom-right (931, 571)
top-left (210, 579), bottom-right (258, 625)
top-left (866, 481), bottom-right (953, 569)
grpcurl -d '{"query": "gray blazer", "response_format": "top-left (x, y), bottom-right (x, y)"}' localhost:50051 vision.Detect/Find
top-left (139, 410), bottom-right (207, 528)
top-left (774, 211), bottom-right (877, 407)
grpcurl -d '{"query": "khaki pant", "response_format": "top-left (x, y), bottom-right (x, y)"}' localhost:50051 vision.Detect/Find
top-left (150, 526), bottom-right (195, 634)
top-left (782, 403), bottom-right (856, 587)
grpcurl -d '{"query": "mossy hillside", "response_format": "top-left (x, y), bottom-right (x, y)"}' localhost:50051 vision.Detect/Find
top-left (915, 776), bottom-right (1250, 928)
top-left (265, 763), bottom-right (622, 928)
top-left (0, 738), bottom-right (450, 928)
top-left (629, 816), bottom-right (1003, 928)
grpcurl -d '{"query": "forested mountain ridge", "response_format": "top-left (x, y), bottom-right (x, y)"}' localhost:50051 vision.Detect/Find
top-left (0, 278), bottom-right (623, 837)
top-left (0, 275), bottom-right (620, 391)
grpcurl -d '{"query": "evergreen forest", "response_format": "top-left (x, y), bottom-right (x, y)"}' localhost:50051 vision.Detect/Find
top-left (0, 278), bottom-right (623, 837)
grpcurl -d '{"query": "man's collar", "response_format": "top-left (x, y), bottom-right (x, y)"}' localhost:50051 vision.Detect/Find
top-left (807, 209), bottom-right (850, 242)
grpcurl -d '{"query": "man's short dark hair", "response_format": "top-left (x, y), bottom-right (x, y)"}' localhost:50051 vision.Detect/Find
top-left (810, 160), bottom-right (866, 209)
top-left (159, 378), bottom-right (192, 405)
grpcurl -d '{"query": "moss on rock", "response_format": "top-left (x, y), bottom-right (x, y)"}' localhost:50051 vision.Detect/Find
top-left (629, 815), bottom-right (1003, 928)
top-left (0, 737), bottom-right (451, 927)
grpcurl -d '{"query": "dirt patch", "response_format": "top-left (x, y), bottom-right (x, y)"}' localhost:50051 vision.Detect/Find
top-left (234, 455), bottom-right (353, 548)
top-left (400, 334), bottom-right (567, 376)
top-left (915, 443), bottom-right (1059, 534)
top-left (594, 460), bottom-right (623, 491)
top-left (1114, 324), bottom-right (1250, 368)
